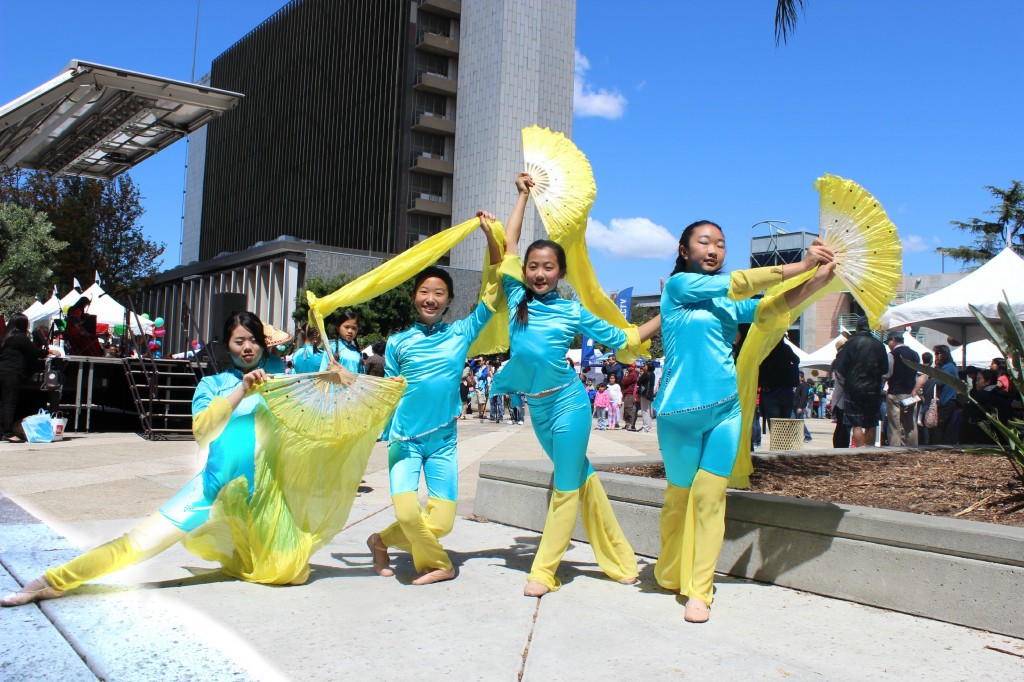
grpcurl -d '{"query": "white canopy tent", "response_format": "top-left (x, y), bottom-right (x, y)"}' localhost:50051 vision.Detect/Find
top-left (78, 283), bottom-right (154, 334)
top-left (25, 293), bottom-right (61, 325)
top-left (957, 338), bottom-right (1003, 369)
top-left (800, 334), bottom-right (848, 371)
top-left (879, 248), bottom-right (1024, 345)
top-left (784, 336), bottom-right (810, 363)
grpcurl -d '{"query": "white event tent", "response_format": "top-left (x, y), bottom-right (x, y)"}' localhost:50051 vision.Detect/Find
top-left (23, 281), bottom-right (153, 334)
top-left (879, 247), bottom-right (1024, 345)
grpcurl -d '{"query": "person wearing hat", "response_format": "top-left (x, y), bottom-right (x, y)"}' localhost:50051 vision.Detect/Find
top-left (833, 316), bottom-right (888, 447)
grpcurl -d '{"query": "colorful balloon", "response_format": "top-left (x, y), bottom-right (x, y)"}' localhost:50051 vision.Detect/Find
top-left (141, 313), bottom-right (151, 320)
top-left (154, 317), bottom-right (165, 327)
top-left (153, 328), bottom-right (166, 338)
top-left (114, 324), bottom-right (126, 335)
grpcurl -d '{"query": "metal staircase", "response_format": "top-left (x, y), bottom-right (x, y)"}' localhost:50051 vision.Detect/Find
top-left (122, 357), bottom-right (197, 439)
top-left (118, 295), bottom-right (200, 440)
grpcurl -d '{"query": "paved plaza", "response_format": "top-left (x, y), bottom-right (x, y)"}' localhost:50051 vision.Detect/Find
top-left (1, 417), bottom-right (1022, 680)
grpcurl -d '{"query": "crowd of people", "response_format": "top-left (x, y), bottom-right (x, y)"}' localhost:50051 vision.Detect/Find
top-left (2, 171), bottom-right (1021, 628)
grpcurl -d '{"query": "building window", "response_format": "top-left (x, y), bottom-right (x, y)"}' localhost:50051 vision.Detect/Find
top-left (414, 92), bottom-right (448, 118)
top-left (417, 12), bottom-right (450, 39)
top-left (411, 131), bottom-right (446, 158)
top-left (415, 52), bottom-right (449, 78)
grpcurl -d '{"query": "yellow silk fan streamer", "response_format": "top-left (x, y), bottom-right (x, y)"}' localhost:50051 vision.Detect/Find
top-left (307, 216), bottom-right (510, 357)
top-left (815, 174), bottom-right (902, 329)
top-left (521, 125), bottom-right (650, 361)
top-left (183, 369), bottom-right (406, 584)
top-left (729, 271), bottom-right (843, 488)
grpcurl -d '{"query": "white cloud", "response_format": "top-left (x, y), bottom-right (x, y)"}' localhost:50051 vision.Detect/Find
top-left (586, 217), bottom-right (678, 259)
top-left (903, 234), bottom-right (933, 253)
top-left (574, 49), bottom-right (627, 119)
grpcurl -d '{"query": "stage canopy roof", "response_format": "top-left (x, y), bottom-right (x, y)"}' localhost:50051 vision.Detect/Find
top-left (0, 60), bottom-right (242, 180)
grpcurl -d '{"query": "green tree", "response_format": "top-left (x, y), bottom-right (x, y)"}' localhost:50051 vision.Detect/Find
top-left (631, 305), bottom-right (663, 358)
top-left (0, 203), bottom-right (67, 313)
top-left (0, 169), bottom-right (165, 297)
top-left (293, 274), bottom-right (416, 348)
top-left (936, 180), bottom-right (1024, 269)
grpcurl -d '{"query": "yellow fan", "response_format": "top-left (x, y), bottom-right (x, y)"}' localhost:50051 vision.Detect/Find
top-left (815, 174), bottom-right (902, 328)
top-left (522, 125), bottom-right (596, 243)
top-left (248, 365), bottom-right (406, 442)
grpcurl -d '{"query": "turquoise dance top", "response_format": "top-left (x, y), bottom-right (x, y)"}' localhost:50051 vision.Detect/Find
top-left (384, 302), bottom-right (493, 441)
top-left (656, 269), bottom-right (790, 415)
top-left (491, 254), bottom-right (631, 397)
top-left (291, 344), bottom-right (323, 373)
top-left (318, 338), bottom-right (364, 374)
top-left (193, 354), bottom-right (286, 501)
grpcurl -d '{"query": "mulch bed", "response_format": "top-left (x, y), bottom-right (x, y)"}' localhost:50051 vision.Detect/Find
top-left (607, 450), bottom-right (1024, 527)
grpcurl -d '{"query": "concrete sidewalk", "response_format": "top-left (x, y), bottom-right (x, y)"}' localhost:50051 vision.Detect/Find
top-left (1, 423), bottom-right (1022, 680)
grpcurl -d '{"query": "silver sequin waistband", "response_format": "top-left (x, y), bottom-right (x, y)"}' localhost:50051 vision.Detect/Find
top-left (657, 392), bottom-right (739, 417)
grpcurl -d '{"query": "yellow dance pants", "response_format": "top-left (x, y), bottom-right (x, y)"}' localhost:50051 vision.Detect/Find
top-left (379, 492), bottom-right (457, 573)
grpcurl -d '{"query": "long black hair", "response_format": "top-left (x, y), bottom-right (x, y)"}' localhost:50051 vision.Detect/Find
top-left (222, 311), bottom-right (266, 350)
top-left (515, 240), bottom-right (567, 325)
top-left (670, 220), bottom-right (723, 276)
top-left (0, 313), bottom-right (29, 351)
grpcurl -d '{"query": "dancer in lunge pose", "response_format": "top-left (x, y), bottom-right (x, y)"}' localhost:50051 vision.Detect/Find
top-left (367, 213), bottom-right (503, 585)
top-left (2, 312), bottom-right (290, 606)
top-left (491, 173), bottom-right (660, 597)
top-left (655, 220), bottom-right (835, 622)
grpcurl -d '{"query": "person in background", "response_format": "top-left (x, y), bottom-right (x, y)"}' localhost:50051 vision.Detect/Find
top-left (960, 368), bottom-right (1012, 445)
top-left (621, 363), bottom-right (639, 431)
top-left (364, 340), bottom-right (386, 377)
top-left (607, 374), bottom-right (623, 429)
top-left (884, 332), bottom-right (920, 447)
top-left (929, 344), bottom-right (959, 444)
top-left (290, 326), bottom-right (323, 373)
top-left (321, 311), bottom-right (364, 374)
top-left (794, 370), bottom-right (813, 442)
top-left (991, 358), bottom-right (1011, 393)
top-left (593, 383), bottom-right (610, 429)
top-left (1, 314), bottom-right (61, 442)
top-left (636, 362), bottom-right (656, 434)
top-left (758, 339), bottom-right (800, 438)
top-left (833, 316), bottom-right (887, 447)
top-left (912, 351), bottom-right (934, 445)
top-left (829, 337), bottom-right (851, 448)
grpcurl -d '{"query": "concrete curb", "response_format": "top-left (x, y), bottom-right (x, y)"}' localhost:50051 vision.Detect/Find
top-left (475, 457), bottom-right (1024, 639)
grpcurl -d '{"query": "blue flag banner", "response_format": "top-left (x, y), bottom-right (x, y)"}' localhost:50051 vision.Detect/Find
top-left (581, 336), bottom-right (596, 367)
top-left (616, 287), bottom-right (634, 322)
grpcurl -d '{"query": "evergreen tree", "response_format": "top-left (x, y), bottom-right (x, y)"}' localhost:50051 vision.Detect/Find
top-left (937, 180), bottom-right (1024, 269)
top-left (293, 274), bottom-right (416, 348)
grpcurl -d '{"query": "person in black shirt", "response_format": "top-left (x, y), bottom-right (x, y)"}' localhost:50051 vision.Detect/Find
top-left (758, 338), bottom-right (800, 432)
top-left (0, 314), bottom-right (60, 442)
top-left (834, 316), bottom-right (888, 447)
top-left (884, 333), bottom-right (921, 446)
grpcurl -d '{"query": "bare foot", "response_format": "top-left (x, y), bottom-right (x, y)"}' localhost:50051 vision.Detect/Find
top-left (618, 576), bottom-right (638, 585)
top-left (1, 576), bottom-right (63, 607)
top-left (366, 533), bottom-right (394, 577)
top-left (684, 597), bottom-right (710, 623)
top-left (411, 567), bottom-right (455, 585)
top-left (523, 581), bottom-right (549, 597)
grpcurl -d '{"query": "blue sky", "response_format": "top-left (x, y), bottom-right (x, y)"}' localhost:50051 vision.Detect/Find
top-left (2, 1), bottom-right (1022, 297)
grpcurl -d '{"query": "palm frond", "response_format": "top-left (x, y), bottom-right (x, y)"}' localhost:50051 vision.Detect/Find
top-left (774, 0), bottom-right (805, 46)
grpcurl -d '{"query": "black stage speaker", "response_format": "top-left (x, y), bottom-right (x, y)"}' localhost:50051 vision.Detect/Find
top-left (208, 293), bottom-right (248, 342)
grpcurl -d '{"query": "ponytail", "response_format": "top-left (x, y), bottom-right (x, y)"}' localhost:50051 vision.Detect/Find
top-left (515, 290), bottom-right (534, 325)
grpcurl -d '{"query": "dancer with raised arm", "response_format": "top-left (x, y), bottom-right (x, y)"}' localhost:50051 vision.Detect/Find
top-left (491, 173), bottom-right (660, 597)
top-left (367, 213), bottom-right (503, 585)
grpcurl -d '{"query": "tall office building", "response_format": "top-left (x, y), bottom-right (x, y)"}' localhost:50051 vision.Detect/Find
top-left (155, 0), bottom-right (575, 350)
top-left (448, 0), bottom-right (575, 269)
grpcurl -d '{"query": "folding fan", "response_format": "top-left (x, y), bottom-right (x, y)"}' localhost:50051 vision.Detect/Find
top-left (248, 364), bottom-right (406, 441)
top-left (814, 174), bottom-right (903, 328)
top-left (522, 125), bottom-right (596, 243)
